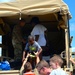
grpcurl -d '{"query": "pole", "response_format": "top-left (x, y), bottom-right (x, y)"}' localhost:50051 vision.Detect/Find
top-left (65, 14), bottom-right (70, 68)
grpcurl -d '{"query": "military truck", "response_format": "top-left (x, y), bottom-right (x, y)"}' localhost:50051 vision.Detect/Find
top-left (0, 0), bottom-right (73, 75)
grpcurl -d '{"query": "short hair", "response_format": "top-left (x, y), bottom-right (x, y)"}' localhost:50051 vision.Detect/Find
top-left (50, 55), bottom-right (63, 67)
top-left (28, 35), bottom-right (35, 41)
top-left (24, 62), bottom-right (32, 72)
top-left (30, 17), bottom-right (40, 24)
top-left (36, 60), bottom-right (50, 69)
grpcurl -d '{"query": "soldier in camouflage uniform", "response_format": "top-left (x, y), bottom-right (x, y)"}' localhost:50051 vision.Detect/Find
top-left (12, 19), bottom-right (25, 60)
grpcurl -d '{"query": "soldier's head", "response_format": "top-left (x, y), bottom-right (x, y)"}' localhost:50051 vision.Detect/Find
top-left (19, 19), bottom-right (25, 27)
top-left (28, 35), bottom-right (35, 45)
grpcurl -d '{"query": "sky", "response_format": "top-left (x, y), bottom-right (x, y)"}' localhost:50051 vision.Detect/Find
top-left (0, 0), bottom-right (75, 51)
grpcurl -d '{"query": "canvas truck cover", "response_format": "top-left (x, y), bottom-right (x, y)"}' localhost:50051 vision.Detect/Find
top-left (0, 0), bottom-right (71, 17)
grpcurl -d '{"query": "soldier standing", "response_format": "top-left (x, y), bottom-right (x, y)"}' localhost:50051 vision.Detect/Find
top-left (12, 19), bottom-right (26, 60)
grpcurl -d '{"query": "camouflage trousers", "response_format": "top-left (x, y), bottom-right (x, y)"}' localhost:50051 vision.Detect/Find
top-left (12, 42), bottom-right (22, 60)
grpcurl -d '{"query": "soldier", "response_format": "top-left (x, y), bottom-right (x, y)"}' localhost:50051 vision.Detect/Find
top-left (12, 19), bottom-right (26, 60)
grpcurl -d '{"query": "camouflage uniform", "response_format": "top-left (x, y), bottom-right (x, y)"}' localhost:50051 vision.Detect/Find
top-left (12, 25), bottom-right (23, 60)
